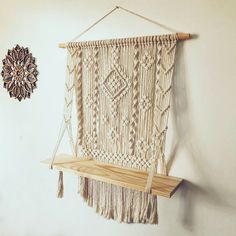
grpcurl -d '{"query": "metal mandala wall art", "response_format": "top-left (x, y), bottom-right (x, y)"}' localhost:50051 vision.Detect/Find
top-left (1, 45), bottom-right (38, 101)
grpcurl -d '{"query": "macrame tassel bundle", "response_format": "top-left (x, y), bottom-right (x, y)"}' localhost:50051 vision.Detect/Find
top-left (57, 171), bottom-right (64, 198)
top-left (80, 177), bottom-right (158, 224)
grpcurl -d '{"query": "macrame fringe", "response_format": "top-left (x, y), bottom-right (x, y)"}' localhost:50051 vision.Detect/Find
top-left (80, 177), bottom-right (158, 224)
top-left (57, 171), bottom-right (64, 198)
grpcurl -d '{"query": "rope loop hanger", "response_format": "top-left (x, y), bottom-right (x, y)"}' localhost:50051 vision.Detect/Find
top-left (59, 5), bottom-right (191, 48)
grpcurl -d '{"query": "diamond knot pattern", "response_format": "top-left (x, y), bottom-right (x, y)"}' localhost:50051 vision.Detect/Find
top-left (139, 95), bottom-right (152, 111)
top-left (109, 74), bottom-right (123, 94)
top-left (85, 95), bottom-right (95, 107)
top-left (136, 138), bottom-right (150, 154)
top-left (104, 70), bottom-right (126, 99)
top-left (84, 132), bottom-right (93, 145)
top-left (140, 52), bottom-right (154, 70)
top-left (108, 128), bottom-right (119, 143)
top-left (122, 116), bottom-right (130, 126)
top-left (102, 66), bottom-right (130, 104)
top-left (101, 114), bottom-right (109, 124)
top-left (83, 55), bottom-right (94, 70)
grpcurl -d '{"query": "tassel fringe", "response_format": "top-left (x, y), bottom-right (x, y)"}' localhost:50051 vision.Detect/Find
top-left (80, 177), bottom-right (158, 224)
top-left (57, 171), bottom-right (64, 198)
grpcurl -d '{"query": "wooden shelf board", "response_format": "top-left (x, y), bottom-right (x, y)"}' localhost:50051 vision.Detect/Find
top-left (42, 154), bottom-right (183, 198)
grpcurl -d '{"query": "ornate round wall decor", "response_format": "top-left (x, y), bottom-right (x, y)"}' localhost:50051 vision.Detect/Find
top-left (1, 45), bottom-right (38, 101)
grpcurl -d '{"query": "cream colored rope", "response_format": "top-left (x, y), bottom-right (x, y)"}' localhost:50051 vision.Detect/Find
top-left (50, 50), bottom-right (77, 169)
top-left (145, 41), bottom-right (176, 192)
top-left (71, 6), bottom-right (119, 41)
top-left (50, 6), bottom-right (178, 219)
top-left (117, 6), bottom-right (177, 33)
top-left (70, 6), bottom-right (177, 42)
top-left (73, 35), bottom-right (177, 223)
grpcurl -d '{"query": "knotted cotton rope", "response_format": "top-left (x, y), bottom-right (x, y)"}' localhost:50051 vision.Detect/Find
top-left (50, 6), bottom-right (179, 223)
top-left (68, 35), bottom-right (176, 223)
top-left (50, 49), bottom-right (77, 197)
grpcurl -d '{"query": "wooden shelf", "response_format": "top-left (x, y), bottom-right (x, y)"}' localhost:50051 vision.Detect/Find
top-left (42, 154), bottom-right (183, 198)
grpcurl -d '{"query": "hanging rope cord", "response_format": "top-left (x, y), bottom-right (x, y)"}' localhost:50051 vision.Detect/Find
top-left (71, 6), bottom-right (177, 42)
top-left (50, 53), bottom-right (76, 169)
top-left (50, 5), bottom-right (178, 194)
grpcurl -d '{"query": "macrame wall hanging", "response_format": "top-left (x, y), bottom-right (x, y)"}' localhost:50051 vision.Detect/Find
top-left (43, 6), bottom-right (191, 224)
top-left (1, 45), bottom-right (38, 101)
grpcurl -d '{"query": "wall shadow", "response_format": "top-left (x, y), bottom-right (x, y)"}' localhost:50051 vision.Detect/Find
top-left (167, 42), bottom-right (189, 173)
top-left (167, 41), bottom-right (236, 231)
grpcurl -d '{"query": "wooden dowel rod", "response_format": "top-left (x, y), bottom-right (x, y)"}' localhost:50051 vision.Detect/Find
top-left (59, 43), bottom-right (67, 48)
top-left (176, 33), bottom-right (191, 40)
top-left (58, 33), bottom-right (191, 48)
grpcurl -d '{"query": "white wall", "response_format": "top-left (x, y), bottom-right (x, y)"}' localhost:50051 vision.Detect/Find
top-left (0, 0), bottom-right (236, 235)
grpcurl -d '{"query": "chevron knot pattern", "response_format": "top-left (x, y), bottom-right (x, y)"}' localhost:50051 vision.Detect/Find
top-left (56, 36), bottom-right (177, 224)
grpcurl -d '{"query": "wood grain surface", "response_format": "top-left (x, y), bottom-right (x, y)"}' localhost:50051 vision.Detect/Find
top-left (42, 154), bottom-right (183, 198)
